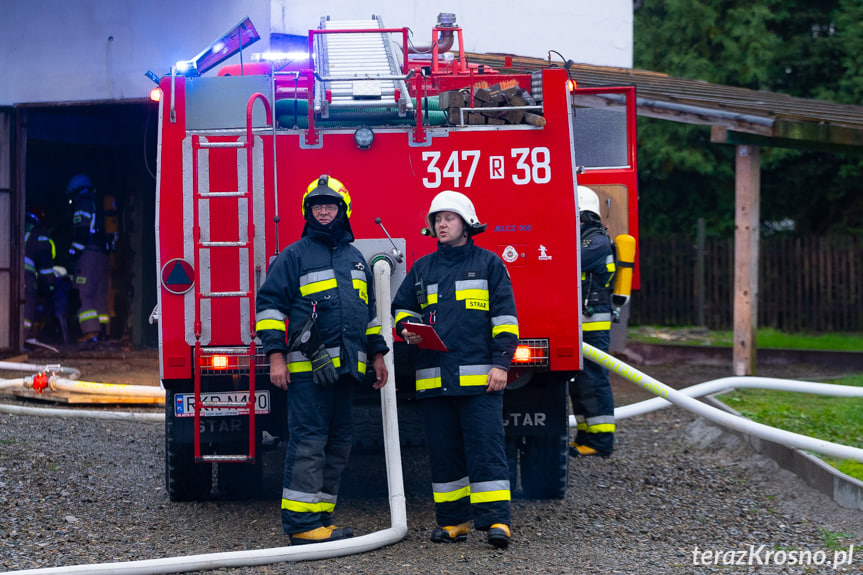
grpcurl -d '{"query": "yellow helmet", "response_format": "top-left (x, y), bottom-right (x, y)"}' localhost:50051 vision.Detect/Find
top-left (302, 175), bottom-right (352, 218)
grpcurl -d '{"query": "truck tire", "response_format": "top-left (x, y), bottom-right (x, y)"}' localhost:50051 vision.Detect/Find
top-left (165, 391), bottom-right (213, 501)
top-left (518, 432), bottom-right (568, 499)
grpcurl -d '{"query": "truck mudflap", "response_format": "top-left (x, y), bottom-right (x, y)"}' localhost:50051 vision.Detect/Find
top-left (504, 372), bottom-right (571, 499)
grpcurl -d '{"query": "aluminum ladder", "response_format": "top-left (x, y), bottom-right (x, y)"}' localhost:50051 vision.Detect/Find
top-left (189, 94), bottom-right (271, 465)
top-left (314, 16), bottom-right (414, 117)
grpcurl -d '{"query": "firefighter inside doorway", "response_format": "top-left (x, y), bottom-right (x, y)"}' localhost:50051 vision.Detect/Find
top-left (392, 190), bottom-right (518, 549)
top-left (66, 173), bottom-right (118, 345)
top-left (570, 185), bottom-right (616, 457)
top-left (23, 206), bottom-right (58, 352)
top-left (255, 175), bottom-right (389, 545)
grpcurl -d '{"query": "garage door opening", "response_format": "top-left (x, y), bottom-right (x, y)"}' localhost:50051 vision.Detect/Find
top-left (21, 101), bottom-right (158, 349)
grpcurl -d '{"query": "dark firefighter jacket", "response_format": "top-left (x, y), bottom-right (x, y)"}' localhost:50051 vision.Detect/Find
top-left (580, 221), bottom-right (616, 332)
top-left (255, 228), bottom-right (388, 382)
top-left (24, 224), bottom-right (55, 290)
top-left (392, 238), bottom-right (518, 398)
top-left (70, 193), bottom-right (105, 254)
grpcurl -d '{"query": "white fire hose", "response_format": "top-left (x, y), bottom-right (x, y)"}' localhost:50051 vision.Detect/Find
top-left (2, 257), bottom-right (406, 575)
top-left (5, 304), bottom-right (860, 571)
top-left (577, 342), bottom-right (863, 462)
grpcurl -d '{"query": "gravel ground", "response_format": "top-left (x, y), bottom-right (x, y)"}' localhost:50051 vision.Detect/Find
top-left (2, 358), bottom-right (863, 574)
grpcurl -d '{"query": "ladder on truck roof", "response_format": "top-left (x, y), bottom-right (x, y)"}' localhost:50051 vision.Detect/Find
top-left (189, 94), bottom-right (272, 466)
top-left (314, 16), bottom-right (414, 117)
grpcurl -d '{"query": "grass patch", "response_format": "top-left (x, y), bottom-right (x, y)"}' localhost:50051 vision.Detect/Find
top-left (818, 528), bottom-right (854, 551)
top-left (717, 373), bottom-right (863, 481)
top-left (629, 326), bottom-right (863, 351)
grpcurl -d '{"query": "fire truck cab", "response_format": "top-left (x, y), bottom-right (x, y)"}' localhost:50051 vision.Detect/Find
top-left (154, 14), bottom-right (638, 501)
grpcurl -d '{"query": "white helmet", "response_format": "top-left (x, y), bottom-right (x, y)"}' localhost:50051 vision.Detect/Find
top-left (577, 185), bottom-right (601, 217)
top-left (426, 190), bottom-right (487, 237)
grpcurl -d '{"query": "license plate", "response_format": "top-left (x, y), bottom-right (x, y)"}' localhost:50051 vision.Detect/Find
top-left (174, 390), bottom-right (270, 418)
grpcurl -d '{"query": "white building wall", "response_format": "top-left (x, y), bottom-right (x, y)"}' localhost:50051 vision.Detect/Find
top-left (1, 0), bottom-right (631, 106)
top-left (273, 1), bottom-right (632, 68)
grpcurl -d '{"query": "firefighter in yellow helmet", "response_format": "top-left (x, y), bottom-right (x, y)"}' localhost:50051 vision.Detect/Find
top-left (255, 175), bottom-right (389, 544)
top-left (392, 190), bottom-right (518, 549)
top-left (570, 185), bottom-right (616, 457)
top-left (23, 206), bottom-right (57, 350)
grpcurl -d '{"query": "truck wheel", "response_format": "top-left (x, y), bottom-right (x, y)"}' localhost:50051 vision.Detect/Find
top-left (518, 432), bottom-right (568, 499)
top-left (165, 388), bottom-right (213, 501)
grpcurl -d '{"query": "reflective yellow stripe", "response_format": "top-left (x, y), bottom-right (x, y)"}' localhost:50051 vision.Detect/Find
top-left (281, 500), bottom-right (336, 513)
top-left (300, 278), bottom-right (338, 296)
top-left (433, 485), bottom-right (471, 503)
top-left (256, 319), bottom-right (286, 332)
top-left (586, 423), bottom-right (616, 433)
top-left (469, 489), bottom-right (511, 504)
top-left (366, 325), bottom-right (382, 335)
top-left (492, 325), bottom-right (519, 337)
top-left (395, 310), bottom-right (420, 324)
top-left (459, 374), bottom-right (487, 387)
top-left (289, 357), bottom-right (342, 373)
top-left (583, 321), bottom-right (611, 331)
top-left (416, 376), bottom-right (442, 391)
top-left (420, 292), bottom-right (438, 309)
top-left (353, 278), bottom-right (368, 304)
top-left (358, 361), bottom-right (366, 373)
top-left (455, 289), bottom-right (488, 301)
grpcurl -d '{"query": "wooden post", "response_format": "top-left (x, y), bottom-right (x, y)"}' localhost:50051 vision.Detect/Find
top-left (695, 217), bottom-right (706, 327)
top-left (733, 145), bottom-right (760, 376)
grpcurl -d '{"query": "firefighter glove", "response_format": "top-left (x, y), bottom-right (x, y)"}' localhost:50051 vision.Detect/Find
top-left (309, 344), bottom-right (338, 386)
top-left (290, 315), bottom-right (338, 386)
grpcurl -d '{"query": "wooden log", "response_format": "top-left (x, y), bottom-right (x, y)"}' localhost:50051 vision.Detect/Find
top-left (503, 108), bottom-right (525, 124)
top-left (473, 88), bottom-right (493, 104)
top-left (446, 107), bottom-right (463, 125)
top-left (467, 112), bottom-right (486, 125)
top-left (438, 90), bottom-right (465, 109)
top-left (523, 112), bottom-right (546, 127)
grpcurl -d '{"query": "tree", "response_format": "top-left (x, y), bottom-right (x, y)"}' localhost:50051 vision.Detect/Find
top-left (634, 0), bottom-right (863, 236)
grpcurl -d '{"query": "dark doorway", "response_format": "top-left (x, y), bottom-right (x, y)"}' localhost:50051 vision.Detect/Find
top-left (23, 101), bottom-right (159, 348)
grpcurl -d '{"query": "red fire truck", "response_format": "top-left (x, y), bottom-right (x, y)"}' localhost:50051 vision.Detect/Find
top-left (153, 14), bottom-right (639, 501)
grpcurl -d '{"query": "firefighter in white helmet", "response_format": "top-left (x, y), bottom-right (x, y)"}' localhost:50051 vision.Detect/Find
top-left (255, 175), bottom-right (389, 544)
top-left (392, 190), bottom-right (518, 549)
top-left (570, 185), bottom-right (616, 457)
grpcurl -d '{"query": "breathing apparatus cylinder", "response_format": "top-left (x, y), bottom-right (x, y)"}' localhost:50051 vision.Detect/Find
top-left (612, 234), bottom-right (636, 308)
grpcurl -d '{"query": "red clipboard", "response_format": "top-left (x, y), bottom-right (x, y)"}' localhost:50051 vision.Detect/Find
top-left (403, 322), bottom-right (449, 352)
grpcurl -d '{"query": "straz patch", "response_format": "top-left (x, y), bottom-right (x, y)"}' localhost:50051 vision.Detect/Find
top-left (465, 299), bottom-right (489, 311)
top-left (353, 262), bottom-right (366, 271)
top-left (582, 238), bottom-right (592, 247)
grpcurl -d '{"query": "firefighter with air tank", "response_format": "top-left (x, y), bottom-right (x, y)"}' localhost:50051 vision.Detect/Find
top-left (570, 185), bottom-right (617, 457)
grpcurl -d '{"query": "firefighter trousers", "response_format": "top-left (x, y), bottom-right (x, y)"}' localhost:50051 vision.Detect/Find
top-left (569, 329), bottom-right (614, 454)
top-left (75, 249), bottom-right (110, 336)
top-left (281, 373), bottom-right (355, 535)
top-left (422, 393), bottom-right (511, 530)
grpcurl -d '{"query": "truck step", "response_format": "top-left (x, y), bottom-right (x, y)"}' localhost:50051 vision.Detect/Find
top-left (196, 455), bottom-right (255, 463)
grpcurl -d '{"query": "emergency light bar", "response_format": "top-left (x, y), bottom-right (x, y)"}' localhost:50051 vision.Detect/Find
top-left (173, 16), bottom-right (261, 77)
